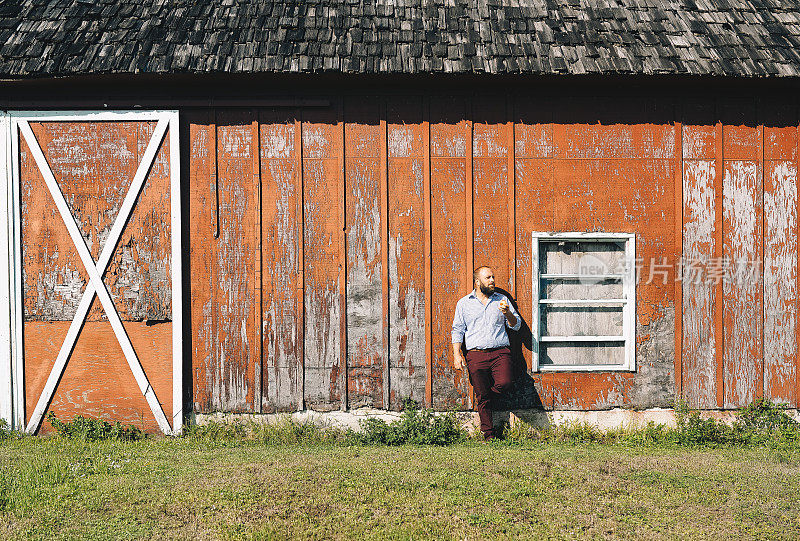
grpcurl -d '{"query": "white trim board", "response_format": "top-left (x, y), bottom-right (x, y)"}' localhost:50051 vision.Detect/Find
top-left (4, 110), bottom-right (183, 435)
top-left (0, 113), bottom-right (11, 427)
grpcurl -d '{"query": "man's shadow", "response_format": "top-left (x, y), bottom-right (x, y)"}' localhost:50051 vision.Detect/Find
top-left (493, 287), bottom-right (543, 410)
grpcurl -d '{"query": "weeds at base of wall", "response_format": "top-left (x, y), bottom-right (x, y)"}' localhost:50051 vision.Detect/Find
top-left (354, 399), bottom-right (466, 445)
top-left (500, 398), bottom-right (800, 449)
top-left (185, 414), bottom-right (355, 446)
top-left (185, 398), bottom-right (466, 446)
top-left (45, 412), bottom-right (144, 442)
top-left (0, 419), bottom-right (15, 442)
top-left (9, 398), bottom-right (800, 448)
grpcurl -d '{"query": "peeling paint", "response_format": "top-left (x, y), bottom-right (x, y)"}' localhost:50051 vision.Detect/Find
top-left (723, 159), bottom-right (762, 408)
top-left (682, 159), bottom-right (717, 408)
top-left (764, 160), bottom-right (797, 404)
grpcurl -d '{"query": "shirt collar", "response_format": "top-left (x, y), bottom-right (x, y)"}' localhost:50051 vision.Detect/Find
top-left (469, 289), bottom-right (499, 300)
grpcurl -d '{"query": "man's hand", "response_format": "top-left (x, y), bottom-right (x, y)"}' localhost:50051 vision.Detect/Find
top-left (499, 299), bottom-right (517, 328)
top-left (452, 342), bottom-right (466, 371)
top-left (499, 299), bottom-right (510, 315)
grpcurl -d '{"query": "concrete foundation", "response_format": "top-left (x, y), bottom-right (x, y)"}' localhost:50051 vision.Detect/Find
top-left (192, 407), bottom-right (800, 435)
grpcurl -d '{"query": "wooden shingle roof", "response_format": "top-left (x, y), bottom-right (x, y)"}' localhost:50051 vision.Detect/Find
top-left (2, 0), bottom-right (800, 78)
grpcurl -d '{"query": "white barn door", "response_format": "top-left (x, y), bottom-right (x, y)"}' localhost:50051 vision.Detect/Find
top-left (1, 111), bottom-right (182, 435)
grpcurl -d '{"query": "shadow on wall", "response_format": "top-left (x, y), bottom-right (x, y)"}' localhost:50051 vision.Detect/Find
top-left (494, 287), bottom-right (543, 410)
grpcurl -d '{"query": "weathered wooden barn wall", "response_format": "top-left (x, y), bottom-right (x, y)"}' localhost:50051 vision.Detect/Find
top-left (185, 93), bottom-right (800, 413)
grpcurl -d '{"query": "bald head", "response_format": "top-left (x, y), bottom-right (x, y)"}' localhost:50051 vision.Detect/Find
top-left (473, 266), bottom-right (496, 296)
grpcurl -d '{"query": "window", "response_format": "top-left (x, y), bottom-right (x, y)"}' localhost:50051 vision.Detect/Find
top-left (532, 232), bottom-right (636, 372)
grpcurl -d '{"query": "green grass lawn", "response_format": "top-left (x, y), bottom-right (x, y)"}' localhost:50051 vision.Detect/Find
top-left (1, 438), bottom-right (799, 540)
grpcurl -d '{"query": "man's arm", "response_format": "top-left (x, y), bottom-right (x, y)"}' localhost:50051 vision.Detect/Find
top-left (452, 342), bottom-right (466, 371)
top-left (500, 296), bottom-right (522, 331)
top-left (452, 301), bottom-right (467, 371)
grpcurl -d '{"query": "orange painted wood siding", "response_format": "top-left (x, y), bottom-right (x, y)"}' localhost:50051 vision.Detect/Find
top-left (183, 95), bottom-right (799, 412)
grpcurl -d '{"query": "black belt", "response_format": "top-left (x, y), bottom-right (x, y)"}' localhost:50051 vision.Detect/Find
top-left (468, 346), bottom-right (506, 352)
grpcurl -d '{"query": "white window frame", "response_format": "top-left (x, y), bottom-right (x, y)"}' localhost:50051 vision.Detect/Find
top-left (532, 232), bottom-right (636, 372)
top-left (1, 110), bottom-right (183, 435)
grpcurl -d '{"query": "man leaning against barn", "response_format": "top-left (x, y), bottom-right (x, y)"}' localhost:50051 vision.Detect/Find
top-left (452, 266), bottom-right (521, 441)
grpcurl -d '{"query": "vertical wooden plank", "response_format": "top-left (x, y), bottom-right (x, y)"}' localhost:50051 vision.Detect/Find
top-left (189, 111), bottom-right (216, 412)
top-left (387, 97), bottom-right (427, 409)
top-left (252, 118), bottom-right (262, 413)
top-left (211, 109), bottom-right (259, 411)
top-left (466, 108), bottom-right (474, 282)
top-left (722, 100), bottom-right (762, 409)
top-left (681, 160), bottom-right (718, 409)
top-left (797, 116), bottom-right (800, 408)
top-left (674, 118), bottom-right (683, 400)
top-left (507, 96), bottom-right (516, 298)
top-left (473, 98), bottom-right (510, 290)
top-left (680, 103), bottom-right (719, 409)
top-left (423, 98), bottom-right (433, 407)
top-left (760, 122), bottom-right (765, 403)
top-left (763, 102), bottom-right (798, 405)
top-left (715, 120), bottom-right (725, 409)
top-left (296, 118), bottom-right (305, 410)
top-left (339, 98), bottom-right (347, 411)
top-left (259, 108), bottom-right (302, 412)
top-left (466, 102), bottom-right (474, 409)
top-left (344, 96), bottom-right (383, 408)
top-left (380, 100), bottom-right (390, 409)
top-left (430, 96), bottom-right (470, 409)
top-left (514, 97), bottom-right (555, 373)
top-left (303, 104), bottom-right (343, 410)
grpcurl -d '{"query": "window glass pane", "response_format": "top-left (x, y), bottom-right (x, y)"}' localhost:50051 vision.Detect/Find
top-left (541, 305), bottom-right (623, 336)
top-left (539, 240), bottom-right (626, 275)
top-left (540, 342), bottom-right (625, 367)
top-left (541, 277), bottom-right (623, 300)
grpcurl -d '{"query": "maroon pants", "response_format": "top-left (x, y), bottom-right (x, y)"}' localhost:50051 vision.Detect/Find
top-left (466, 346), bottom-right (514, 439)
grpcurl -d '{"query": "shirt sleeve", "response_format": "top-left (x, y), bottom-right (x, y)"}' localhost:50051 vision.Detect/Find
top-left (451, 300), bottom-right (466, 343)
top-left (504, 296), bottom-right (522, 331)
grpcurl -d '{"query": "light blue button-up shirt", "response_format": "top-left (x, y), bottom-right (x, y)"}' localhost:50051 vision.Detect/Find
top-left (451, 290), bottom-right (522, 350)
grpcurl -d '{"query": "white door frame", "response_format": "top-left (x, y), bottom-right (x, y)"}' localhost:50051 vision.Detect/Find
top-left (2, 110), bottom-right (183, 435)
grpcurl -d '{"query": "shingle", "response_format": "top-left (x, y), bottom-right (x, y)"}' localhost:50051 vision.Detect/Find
top-left (1, 0), bottom-right (800, 77)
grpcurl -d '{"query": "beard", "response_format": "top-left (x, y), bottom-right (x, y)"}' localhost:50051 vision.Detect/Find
top-left (479, 283), bottom-right (495, 296)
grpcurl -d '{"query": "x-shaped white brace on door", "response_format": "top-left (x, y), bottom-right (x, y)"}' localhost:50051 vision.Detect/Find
top-left (20, 119), bottom-right (172, 435)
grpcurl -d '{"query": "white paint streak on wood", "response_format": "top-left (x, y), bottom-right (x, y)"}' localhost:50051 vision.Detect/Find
top-left (303, 156), bottom-right (341, 408)
top-left (261, 126), bottom-right (301, 411)
top-left (431, 130), bottom-right (466, 158)
top-left (347, 158), bottom-right (383, 407)
top-left (388, 156), bottom-right (427, 406)
top-left (388, 127), bottom-right (414, 158)
top-left (209, 122), bottom-right (255, 411)
top-left (302, 127), bottom-right (331, 159)
top-left (682, 160), bottom-right (717, 408)
top-left (764, 161), bottom-right (797, 404)
top-left (723, 160), bottom-right (762, 408)
top-left (514, 124), bottom-right (553, 158)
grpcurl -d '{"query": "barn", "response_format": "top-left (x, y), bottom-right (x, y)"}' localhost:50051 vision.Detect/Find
top-left (1, 0), bottom-right (800, 434)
